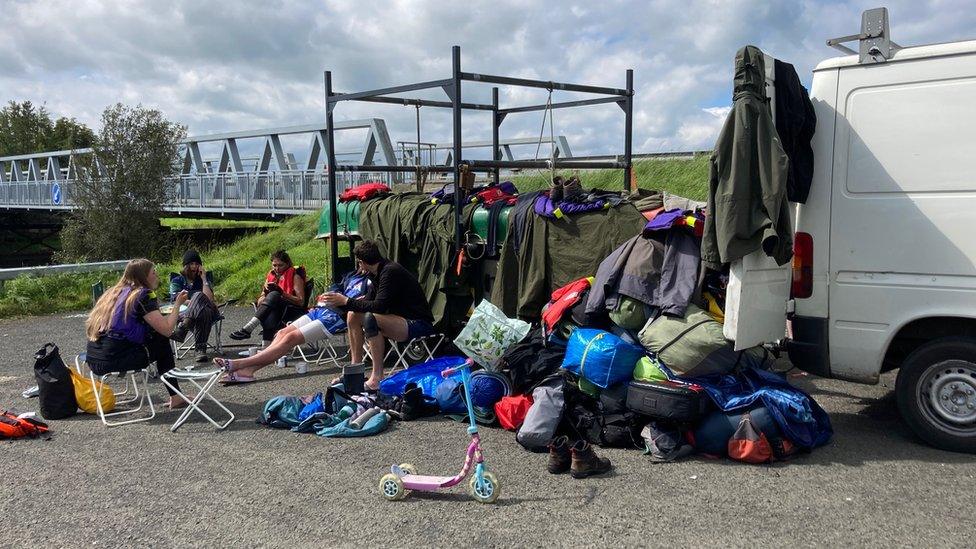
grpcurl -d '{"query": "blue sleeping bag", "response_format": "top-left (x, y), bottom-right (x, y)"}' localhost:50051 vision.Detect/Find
top-left (379, 356), bottom-right (466, 397)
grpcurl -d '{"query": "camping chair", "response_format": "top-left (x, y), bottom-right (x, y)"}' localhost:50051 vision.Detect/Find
top-left (74, 353), bottom-right (156, 427)
top-left (160, 367), bottom-right (235, 432)
top-left (168, 272), bottom-right (229, 360)
top-left (293, 326), bottom-right (349, 369)
top-left (365, 333), bottom-right (446, 374)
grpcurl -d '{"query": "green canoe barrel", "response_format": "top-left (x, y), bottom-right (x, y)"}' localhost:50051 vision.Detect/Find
top-left (317, 200), bottom-right (510, 243)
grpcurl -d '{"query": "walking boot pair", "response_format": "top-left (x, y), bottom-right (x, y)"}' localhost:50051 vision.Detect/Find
top-left (547, 437), bottom-right (612, 478)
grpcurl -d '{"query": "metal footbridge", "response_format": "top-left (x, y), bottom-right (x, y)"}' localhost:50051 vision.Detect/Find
top-left (0, 120), bottom-right (573, 218)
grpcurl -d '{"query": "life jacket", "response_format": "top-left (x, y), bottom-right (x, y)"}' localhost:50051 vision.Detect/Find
top-left (340, 183), bottom-right (390, 202)
top-left (541, 277), bottom-right (594, 335)
top-left (266, 265), bottom-right (306, 297)
top-left (474, 182), bottom-right (518, 206)
top-left (0, 411), bottom-right (49, 440)
top-left (106, 286), bottom-right (149, 344)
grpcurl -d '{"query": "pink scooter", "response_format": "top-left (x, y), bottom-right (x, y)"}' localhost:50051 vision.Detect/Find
top-left (379, 359), bottom-right (501, 504)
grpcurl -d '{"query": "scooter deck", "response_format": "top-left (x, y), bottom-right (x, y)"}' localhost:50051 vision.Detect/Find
top-left (401, 474), bottom-right (457, 490)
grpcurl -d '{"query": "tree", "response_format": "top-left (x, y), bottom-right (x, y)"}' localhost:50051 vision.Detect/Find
top-left (59, 103), bottom-right (186, 262)
top-left (0, 101), bottom-right (96, 156)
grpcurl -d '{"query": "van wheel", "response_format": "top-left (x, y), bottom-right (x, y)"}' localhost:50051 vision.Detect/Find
top-left (896, 337), bottom-right (976, 453)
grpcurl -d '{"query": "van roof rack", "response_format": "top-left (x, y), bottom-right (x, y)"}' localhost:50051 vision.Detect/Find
top-left (826, 7), bottom-right (902, 64)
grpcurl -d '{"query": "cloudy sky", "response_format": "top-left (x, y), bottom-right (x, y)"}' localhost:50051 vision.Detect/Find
top-left (3, 0), bottom-right (974, 160)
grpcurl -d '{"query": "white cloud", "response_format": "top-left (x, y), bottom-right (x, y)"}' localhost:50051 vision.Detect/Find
top-left (1, 0), bottom-right (973, 158)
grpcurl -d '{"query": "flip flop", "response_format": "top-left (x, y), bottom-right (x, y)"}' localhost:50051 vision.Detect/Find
top-left (213, 357), bottom-right (239, 373)
top-left (221, 372), bottom-right (255, 385)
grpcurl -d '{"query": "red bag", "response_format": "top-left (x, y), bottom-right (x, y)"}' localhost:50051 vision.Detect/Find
top-left (0, 411), bottom-right (49, 440)
top-left (727, 411), bottom-right (796, 464)
top-left (340, 183), bottom-right (391, 202)
top-left (494, 394), bottom-right (533, 431)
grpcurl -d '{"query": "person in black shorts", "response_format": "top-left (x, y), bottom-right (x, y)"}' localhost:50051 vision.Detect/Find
top-left (319, 240), bottom-right (435, 391)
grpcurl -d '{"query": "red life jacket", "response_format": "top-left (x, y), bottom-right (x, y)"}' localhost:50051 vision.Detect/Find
top-left (340, 183), bottom-right (391, 202)
top-left (0, 411), bottom-right (49, 440)
top-left (266, 265), bottom-right (306, 297)
top-left (541, 277), bottom-right (593, 334)
top-left (474, 186), bottom-right (517, 206)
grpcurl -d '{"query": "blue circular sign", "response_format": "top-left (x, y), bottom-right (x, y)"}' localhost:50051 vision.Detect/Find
top-left (52, 183), bottom-right (62, 205)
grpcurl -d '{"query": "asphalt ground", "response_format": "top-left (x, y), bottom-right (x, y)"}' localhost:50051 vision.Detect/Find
top-left (1, 306), bottom-right (974, 548)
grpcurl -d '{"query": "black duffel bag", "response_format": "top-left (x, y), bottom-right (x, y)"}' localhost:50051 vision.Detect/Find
top-left (568, 404), bottom-right (646, 449)
top-left (33, 343), bottom-right (77, 420)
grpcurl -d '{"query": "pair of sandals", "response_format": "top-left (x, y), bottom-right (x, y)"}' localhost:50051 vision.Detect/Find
top-left (212, 358), bottom-right (255, 385)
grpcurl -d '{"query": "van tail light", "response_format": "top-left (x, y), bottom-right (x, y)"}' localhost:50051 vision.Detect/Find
top-left (792, 232), bottom-right (814, 299)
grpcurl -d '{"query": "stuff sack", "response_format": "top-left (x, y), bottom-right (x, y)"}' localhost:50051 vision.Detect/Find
top-left (258, 396), bottom-right (305, 429)
top-left (495, 394), bottom-right (533, 431)
top-left (454, 299), bottom-right (531, 369)
top-left (693, 405), bottom-right (797, 463)
top-left (434, 378), bottom-right (467, 414)
top-left (626, 379), bottom-right (710, 423)
top-left (638, 304), bottom-right (738, 377)
top-left (562, 328), bottom-right (644, 389)
top-left (68, 368), bottom-right (115, 415)
top-left (33, 343), bottom-right (77, 420)
top-left (633, 355), bottom-right (669, 382)
top-left (516, 377), bottom-right (566, 452)
top-left (0, 411), bottom-right (50, 440)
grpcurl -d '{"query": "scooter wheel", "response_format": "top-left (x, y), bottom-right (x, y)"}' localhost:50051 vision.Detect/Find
top-left (379, 473), bottom-right (406, 501)
top-left (398, 463), bottom-right (418, 476)
top-left (469, 471), bottom-right (500, 504)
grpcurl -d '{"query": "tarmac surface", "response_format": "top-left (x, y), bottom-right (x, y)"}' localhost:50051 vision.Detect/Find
top-left (1, 306), bottom-right (974, 548)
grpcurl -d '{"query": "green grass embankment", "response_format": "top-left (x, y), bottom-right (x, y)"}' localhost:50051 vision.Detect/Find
top-left (0, 156), bottom-right (708, 318)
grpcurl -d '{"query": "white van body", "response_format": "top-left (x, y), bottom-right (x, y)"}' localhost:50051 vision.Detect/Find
top-left (727, 36), bottom-right (976, 452)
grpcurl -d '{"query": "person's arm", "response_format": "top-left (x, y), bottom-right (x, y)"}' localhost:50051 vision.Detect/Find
top-left (344, 269), bottom-right (392, 314)
top-left (287, 273), bottom-right (305, 306)
top-left (200, 268), bottom-right (215, 302)
top-left (144, 291), bottom-right (187, 336)
top-left (168, 277), bottom-right (182, 302)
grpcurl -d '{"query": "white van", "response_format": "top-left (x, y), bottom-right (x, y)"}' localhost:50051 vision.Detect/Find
top-left (730, 9), bottom-right (976, 453)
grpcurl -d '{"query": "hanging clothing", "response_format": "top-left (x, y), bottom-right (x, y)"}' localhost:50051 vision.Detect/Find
top-left (702, 45), bottom-right (793, 271)
top-left (773, 59), bottom-right (817, 204)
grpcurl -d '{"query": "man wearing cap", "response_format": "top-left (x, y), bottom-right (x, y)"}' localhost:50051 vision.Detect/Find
top-left (169, 249), bottom-right (219, 362)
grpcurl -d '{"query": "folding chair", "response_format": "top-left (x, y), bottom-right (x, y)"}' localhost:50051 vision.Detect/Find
top-left (74, 353), bottom-right (156, 427)
top-left (160, 367), bottom-right (235, 432)
top-left (366, 333), bottom-right (446, 373)
top-left (172, 303), bottom-right (230, 360)
top-left (292, 327), bottom-right (349, 369)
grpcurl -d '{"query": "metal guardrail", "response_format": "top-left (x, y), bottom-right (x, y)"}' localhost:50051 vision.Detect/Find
top-left (0, 260), bottom-right (129, 281)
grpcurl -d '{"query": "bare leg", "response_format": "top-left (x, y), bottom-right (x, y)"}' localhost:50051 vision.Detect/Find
top-left (347, 311), bottom-right (365, 364)
top-left (365, 333), bottom-right (386, 390)
top-left (215, 325), bottom-right (305, 375)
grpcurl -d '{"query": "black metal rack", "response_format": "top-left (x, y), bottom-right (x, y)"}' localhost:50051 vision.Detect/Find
top-left (324, 45), bottom-right (633, 283)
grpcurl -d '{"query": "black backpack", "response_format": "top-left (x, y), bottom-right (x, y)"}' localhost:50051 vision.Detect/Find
top-left (33, 343), bottom-right (77, 420)
top-left (497, 329), bottom-right (565, 394)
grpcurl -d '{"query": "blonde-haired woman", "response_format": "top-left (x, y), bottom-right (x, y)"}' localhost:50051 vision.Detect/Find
top-left (85, 259), bottom-right (190, 409)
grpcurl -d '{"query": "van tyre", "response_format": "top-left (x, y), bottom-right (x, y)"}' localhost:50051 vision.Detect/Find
top-left (896, 337), bottom-right (976, 454)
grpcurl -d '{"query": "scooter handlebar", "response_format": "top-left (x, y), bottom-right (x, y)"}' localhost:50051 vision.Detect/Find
top-left (442, 358), bottom-right (475, 378)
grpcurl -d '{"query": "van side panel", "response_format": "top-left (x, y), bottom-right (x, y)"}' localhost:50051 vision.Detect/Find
top-left (828, 52), bottom-right (976, 383)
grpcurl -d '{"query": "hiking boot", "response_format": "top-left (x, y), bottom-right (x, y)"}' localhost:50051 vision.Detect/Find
top-left (170, 319), bottom-right (192, 343)
top-left (563, 176), bottom-right (584, 201)
top-left (229, 329), bottom-right (252, 341)
top-left (547, 436), bottom-right (572, 474)
top-left (550, 176), bottom-right (565, 202)
top-left (194, 351), bottom-right (210, 363)
top-left (570, 440), bottom-right (612, 479)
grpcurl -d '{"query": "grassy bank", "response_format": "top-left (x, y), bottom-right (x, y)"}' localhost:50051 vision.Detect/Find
top-left (161, 217), bottom-right (280, 230)
top-left (0, 156), bottom-right (708, 318)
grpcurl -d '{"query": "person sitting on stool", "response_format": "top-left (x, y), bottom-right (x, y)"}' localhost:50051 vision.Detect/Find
top-left (229, 249), bottom-right (306, 347)
top-left (169, 249), bottom-right (219, 363)
top-left (319, 240), bottom-right (435, 392)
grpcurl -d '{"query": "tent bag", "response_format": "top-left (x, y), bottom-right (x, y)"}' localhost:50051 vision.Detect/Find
top-left (562, 328), bottom-right (644, 389)
top-left (33, 343), bottom-right (77, 420)
top-left (516, 377), bottom-right (565, 452)
top-left (638, 304), bottom-right (738, 377)
top-left (626, 379), bottom-right (710, 423)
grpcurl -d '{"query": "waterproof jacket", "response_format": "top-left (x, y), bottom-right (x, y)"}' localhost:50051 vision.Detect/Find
top-left (774, 59), bottom-right (817, 204)
top-left (702, 45), bottom-right (793, 270)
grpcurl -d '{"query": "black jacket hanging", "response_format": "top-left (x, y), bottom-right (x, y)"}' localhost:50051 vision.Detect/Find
top-left (773, 59), bottom-right (817, 204)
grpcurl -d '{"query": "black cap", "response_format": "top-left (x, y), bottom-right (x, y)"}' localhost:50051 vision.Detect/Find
top-left (182, 249), bottom-right (202, 266)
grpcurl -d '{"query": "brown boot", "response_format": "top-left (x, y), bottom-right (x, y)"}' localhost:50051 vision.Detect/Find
top-left (570, 440), bottom-right (612, 479)
top-left (547, 436), bottom-right (572, 474)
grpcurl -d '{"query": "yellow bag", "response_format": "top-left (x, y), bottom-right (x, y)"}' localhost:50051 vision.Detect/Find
top-left (69, 369), bottom-right (116, 414)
